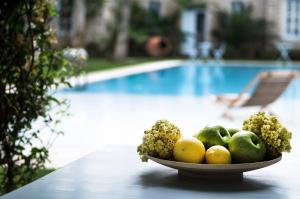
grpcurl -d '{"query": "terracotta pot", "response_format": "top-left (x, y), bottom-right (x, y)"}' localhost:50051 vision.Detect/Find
top-left (146, 36), bottom-right (172, 57)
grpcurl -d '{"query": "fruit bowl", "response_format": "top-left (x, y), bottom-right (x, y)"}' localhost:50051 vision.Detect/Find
top-left (146, 155), bottom-right (282, 179)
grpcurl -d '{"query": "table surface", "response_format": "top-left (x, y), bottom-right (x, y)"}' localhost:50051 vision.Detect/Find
top-left (1, 145), bottom-right (299, 199)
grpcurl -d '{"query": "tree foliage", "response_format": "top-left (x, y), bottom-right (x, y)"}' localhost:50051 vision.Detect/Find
top-left (0, 0), bottom-right (74, 193)
top-left (85, 0), bottom-right (103, 19)
top-left (212, 6), bottom-right (275, 58)
top-left (176, 0), bottom-right (206, 9)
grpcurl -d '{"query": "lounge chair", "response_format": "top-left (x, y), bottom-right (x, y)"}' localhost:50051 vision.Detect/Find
top-left (216, 70), bottom-right (299, 118)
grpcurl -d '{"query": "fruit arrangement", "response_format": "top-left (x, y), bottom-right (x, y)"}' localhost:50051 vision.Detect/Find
top-left (137, 112), bottom-right (292, 164)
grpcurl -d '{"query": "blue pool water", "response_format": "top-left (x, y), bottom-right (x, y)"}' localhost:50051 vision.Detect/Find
top-left (64, 64), bottom-right (300, 98)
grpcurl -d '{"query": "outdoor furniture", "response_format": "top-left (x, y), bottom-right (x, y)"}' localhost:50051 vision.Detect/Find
top-left (198, 41), bottom-right (212, 60)
top-left (217, 71), bottom-right (299, 118)
top-left (276, 42), bottom-right (293, 65)
top-left (213, 43), bottom-right (226, 64)
top-left (1, 144), bottom-right (300, 198)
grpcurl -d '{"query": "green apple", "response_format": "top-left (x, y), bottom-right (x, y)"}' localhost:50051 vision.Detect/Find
top-left (227, 128), bottom-right (240, 136)
top-left (229, 131), bottom-right (266, 163)
top-left (195, 125), bottom-right (231, 148)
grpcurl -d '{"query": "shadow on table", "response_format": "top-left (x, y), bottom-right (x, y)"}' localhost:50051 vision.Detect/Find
top-left (139, 170), bottom-right (282, 196)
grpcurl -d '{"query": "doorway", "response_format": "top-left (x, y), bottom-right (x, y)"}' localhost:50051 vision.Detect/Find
top-left (180, 9), bottom-right (206, 56)
top-left (196, 12), bottom-right (205, 43)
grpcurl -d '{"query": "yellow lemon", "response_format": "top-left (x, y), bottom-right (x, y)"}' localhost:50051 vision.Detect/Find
top-left (173, 137), bottom-right (205, 163)
top-left (205, 145), bottom-right (231, 164)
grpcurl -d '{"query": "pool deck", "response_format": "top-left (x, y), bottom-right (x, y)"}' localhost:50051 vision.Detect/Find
top-left (69, 60), bottom-right (183, 86)
top-left (48, 60), bottom-right (300, 167)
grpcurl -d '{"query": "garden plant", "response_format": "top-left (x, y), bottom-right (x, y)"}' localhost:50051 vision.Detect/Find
top-left (0, 0), bottom-right (74, 194)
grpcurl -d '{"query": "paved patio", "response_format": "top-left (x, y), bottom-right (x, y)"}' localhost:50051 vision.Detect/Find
top-left (47, 93), bottom-right (299, 167)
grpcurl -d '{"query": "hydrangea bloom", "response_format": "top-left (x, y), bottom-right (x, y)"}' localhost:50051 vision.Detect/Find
top-left (243, 112), bottom-right (292, 158)
top-left (137, 120), bottom-right (181, 162)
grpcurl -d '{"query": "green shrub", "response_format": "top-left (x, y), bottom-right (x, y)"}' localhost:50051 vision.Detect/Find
top-left (0, 0), bottom-right (74, 193)
top-left (176, 0), bottom-right (206, 9)
top-left (212, 6), bottom-right (275, 59)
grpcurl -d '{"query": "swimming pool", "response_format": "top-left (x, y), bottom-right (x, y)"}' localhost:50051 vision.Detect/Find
top-left (63, 64), bottom-right (300, 98)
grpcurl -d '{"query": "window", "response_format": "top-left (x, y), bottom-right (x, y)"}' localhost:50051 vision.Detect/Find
top-left (57, 0), bottom-right (73, 34)
top-left (149, 0), bottom-right (161, 15)
top-left (285, 0), bottom-right (300, 39)
top-left (231, 1), bottom-right (244, 13)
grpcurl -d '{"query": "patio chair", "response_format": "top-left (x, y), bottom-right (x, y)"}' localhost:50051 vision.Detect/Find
top-left (276, 42), bottom-right (293, 65)
top-left (216, 70), bottom-right (299, 119)
top-left (213, 43), bottom-right (226, 64)
top-left (198, 41), bottom-right (212, 60)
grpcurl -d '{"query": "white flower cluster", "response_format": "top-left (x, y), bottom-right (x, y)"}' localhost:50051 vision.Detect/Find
top-left (137, 120), bottom-right (181, 162)
top-left (243, 112), bottom-right (292, 158)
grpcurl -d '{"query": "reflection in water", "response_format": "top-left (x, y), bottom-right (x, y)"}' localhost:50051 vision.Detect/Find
top-left (179, 64), bottom-right (196, 95)
top-left (149, 72), bottom-right (159, 81)
top-left (213, 66), bottom-right (224, 80)
top-left (201, 67), bottom-right (211, 95)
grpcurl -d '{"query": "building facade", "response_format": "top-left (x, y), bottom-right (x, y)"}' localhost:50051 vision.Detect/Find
top-left (56, 0), bottom-right (300, 53)
top-left (178, 0), bottom-right (300, 55)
